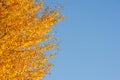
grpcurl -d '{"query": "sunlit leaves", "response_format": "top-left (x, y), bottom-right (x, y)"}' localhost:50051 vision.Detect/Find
top-left (0, 0), bottom-right (64, 79)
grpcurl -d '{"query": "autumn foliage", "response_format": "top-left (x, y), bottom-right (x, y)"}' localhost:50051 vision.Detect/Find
top-left (0, 0), bottom-right (64, 80)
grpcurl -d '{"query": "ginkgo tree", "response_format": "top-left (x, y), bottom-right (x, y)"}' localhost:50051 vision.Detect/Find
top-left (0, 0), bottom-right (64, 80)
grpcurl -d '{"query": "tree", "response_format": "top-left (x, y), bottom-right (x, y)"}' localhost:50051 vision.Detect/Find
top-left (0, 0), bottom-right (64, 79)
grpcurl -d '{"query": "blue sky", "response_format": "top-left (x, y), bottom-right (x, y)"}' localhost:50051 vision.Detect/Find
top-left (43, 0), bottom-right (120, 80)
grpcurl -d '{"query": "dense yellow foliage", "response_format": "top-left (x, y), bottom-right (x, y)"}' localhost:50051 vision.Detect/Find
top-left (0, 0), bottom-right (64, 80)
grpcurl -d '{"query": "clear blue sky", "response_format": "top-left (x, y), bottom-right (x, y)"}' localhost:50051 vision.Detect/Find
top-left (43, 0), bottom-right (120, 80)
